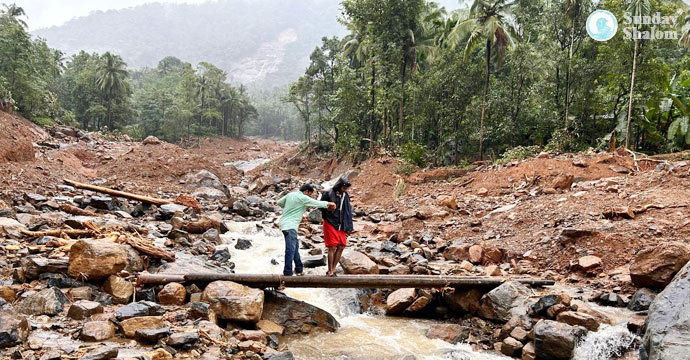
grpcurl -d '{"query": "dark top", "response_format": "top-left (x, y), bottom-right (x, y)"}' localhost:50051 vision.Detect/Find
top-left (320, 179), bottom-right (353, 232)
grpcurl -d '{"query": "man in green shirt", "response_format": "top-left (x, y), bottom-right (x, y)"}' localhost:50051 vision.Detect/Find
top-left (276, 184), bottom-right (335, 276)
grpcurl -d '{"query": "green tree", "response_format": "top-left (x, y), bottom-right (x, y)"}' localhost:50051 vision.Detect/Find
top-left (447, 0), bottom-right (518, 159)
top-left (96, 52), bottom-right (130, 130)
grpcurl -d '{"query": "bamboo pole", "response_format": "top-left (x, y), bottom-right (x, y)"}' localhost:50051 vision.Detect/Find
top-left (137, 273), bottom-right (554, 289)
top-left (63, 179), bottom-right (173, 206)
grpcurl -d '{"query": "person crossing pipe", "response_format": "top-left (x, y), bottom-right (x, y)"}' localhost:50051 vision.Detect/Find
top-left (276, 184), bottom-right (336, 276)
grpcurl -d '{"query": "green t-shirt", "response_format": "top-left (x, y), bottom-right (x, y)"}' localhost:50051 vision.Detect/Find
top-left (277, 191), bottom-right (329, 231)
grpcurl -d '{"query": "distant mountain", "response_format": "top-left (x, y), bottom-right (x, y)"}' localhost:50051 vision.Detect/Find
top-left (33, 0), bottom-right (464, 88)
top-left (33, 0), bottom-right (347, 87)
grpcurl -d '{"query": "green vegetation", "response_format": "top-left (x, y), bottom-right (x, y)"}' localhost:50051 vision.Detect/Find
top-left (0, 4), bottom-right (256, 142)
top-left (287, 0), bottom-right (690, 164)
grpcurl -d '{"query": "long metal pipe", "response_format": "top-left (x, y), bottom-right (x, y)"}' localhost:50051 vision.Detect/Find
top-left (137, 273), bottom-right (554, 289)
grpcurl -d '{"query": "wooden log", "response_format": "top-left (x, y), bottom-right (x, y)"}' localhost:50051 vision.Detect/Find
top-left (137, 273), bottom-right (555, 289)
top-left (59, 203), bottom-right (97, 217)
top-left (63, 179), bottom-right (174, 206)
top-left (21, 228), bottom-right (96, 238)
top-left (119, 234), bottom-right (175, 262)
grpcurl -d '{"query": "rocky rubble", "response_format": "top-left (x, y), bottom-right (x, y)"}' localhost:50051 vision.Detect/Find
top-left (3, 126), bottom-right (690, 359)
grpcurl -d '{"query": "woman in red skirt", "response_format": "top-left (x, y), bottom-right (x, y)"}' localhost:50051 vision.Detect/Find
top-left (321, 178), bottom-right (353, 277)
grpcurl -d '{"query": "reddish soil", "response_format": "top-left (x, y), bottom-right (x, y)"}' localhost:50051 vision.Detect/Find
top-left (2, 112), bottom-right (689, 294)
top-left (0, 111), bottom-right (48, 163)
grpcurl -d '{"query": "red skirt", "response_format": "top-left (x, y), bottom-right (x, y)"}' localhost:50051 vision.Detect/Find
top-left (323, 221), bottom-right (347, 248)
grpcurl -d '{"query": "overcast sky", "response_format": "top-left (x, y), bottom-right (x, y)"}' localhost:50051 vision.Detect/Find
top-left (12, 0), bottom-right (213, 30)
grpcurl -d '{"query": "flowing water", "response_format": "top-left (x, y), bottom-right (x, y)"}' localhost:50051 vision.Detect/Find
top-left (220, 221), bottom-right (637, 360)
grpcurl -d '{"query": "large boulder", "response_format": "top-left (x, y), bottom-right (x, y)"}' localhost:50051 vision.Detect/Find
top-left (16, 287), bottom-right (67, 316)
top-left (339, 250), bottom-right (379, 274)
top-left (533, 320), bottom-right (587, 360)
top-left (641, 260), bottom-right (690, 360)
top-left (201, 281), bottom-right (264, 322)
top-left (630, 242), bottom-right (690, 289)
top-left (184, 170), bottom-right (224, 191)
top-left (478, 281), bottom-right (532, 322)
top-left (261, 290), bottom-right (339, 335)
top-left (0, 311), bottom-right (29, 348)
top-left (68, 240), bottom-right (128, 280)
top-left (385, 288), bottom-right (416, 315)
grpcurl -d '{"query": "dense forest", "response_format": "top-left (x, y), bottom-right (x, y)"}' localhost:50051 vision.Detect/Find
top-left (287, 0), bottom-right (690, 165)
top-left (0, 3), bottom-right (257, 142)
top-left (3, 0), bottom-right (690, 164)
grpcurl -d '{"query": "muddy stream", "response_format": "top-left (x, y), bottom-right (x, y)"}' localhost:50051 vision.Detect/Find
top-left (219, 221), bottom-right (637, 360)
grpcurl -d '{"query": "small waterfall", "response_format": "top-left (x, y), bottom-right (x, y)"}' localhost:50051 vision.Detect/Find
top-left (573, 324), bottom-right (637, 360)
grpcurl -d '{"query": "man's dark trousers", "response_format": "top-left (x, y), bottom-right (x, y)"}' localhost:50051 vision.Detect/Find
top-left (282, 229), bottom-right (302, 276)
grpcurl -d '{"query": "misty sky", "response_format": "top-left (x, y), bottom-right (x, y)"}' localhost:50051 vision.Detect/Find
top-left (11, 0), bottom-right (466, 31)
top-left (12, 0), bottom-right (212, 30)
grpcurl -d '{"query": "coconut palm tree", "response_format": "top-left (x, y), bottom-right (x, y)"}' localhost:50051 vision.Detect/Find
top-left (96, 52), bottom-right (129, 130)
top-left (446, 0), bottom-right (518, 160)
top-left (398, 2), bottom-right (447, 144)
top-left (624, 0), bottom-right (651, 149)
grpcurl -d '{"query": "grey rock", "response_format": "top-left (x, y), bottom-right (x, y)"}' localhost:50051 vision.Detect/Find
top-left (189, 302), bottom-right (211, 320)
top-left (16, 287), bottom-right (67, 316)
top-left (24, 193), bottom-right (47, 204)
top-left (158, 203), bottom-right (187, 220)
top-left (81, 345), bottom-right (119, 360)
top-left (116, 301), bottom-right (165, 320)
top-left (641, 260), bottom-right (690, 360)
top-left (193, 187), bottom-right (227, 201)
top-left (597, 292), bottom-right (626, 307)
top-left (167, 331), bottom-right (199, 348)
top-left (135, 327), bottom-right (170, 343)
top-left (531, 294), bottom-right (561, 315)
top-left (21, 256), bottom-right (69, 280)
top-left (303, 255), bottom-right (326, 268)
top-left (233, 200), bottom-right (252, 216)
top-left (0, 311), bottom-right (29, 348)
top-left (135, 288), bottom-right (156, 303)
top-left (479, 281), bottom-right (532, 322)
top-left (263, 352), bottom-right (295, 360)
top-left (628, 288), bottom-right (656, 312)
top-left (534, 320), bottom-right (587, 360)
top-left (90, 196), bottom-right (116, 210)
top-left (212, 247), bottom-right (232, 262)
top-left (67, 300), bottom-right (103, 320)
top-left (235, 238), bottom-right (253, 250)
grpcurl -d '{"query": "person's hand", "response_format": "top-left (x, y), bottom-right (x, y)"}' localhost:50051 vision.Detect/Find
top-left (327, 202), bottom-right (336, 210)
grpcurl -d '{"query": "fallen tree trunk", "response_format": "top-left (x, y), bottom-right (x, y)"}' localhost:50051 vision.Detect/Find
top-left (137, 273), bottom-right (554, 289)
top-left (64, 178), bottom-right (173, 206)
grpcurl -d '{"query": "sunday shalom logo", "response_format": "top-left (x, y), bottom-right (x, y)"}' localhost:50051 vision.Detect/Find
top-left (622, 12), bottom-right (679, 40)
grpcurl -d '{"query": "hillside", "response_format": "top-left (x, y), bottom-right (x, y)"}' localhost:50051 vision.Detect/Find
top-left (32, 0), bottom-right (347, 87)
